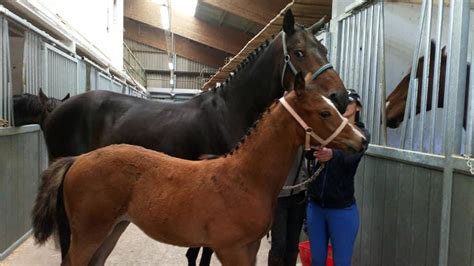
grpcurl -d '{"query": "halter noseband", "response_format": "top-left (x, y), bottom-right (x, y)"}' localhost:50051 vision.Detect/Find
top-left (279, 97), bottom-right (348, 150)
top-left (281, 31), bottom-right (334, 89)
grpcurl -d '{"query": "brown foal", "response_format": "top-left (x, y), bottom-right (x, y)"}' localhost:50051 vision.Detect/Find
top-left (32, 74), bottom-right (365, 265)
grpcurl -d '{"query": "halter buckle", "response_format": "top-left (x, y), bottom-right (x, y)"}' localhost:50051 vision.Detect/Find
top-left (284, 55), bottom-right (290, 63)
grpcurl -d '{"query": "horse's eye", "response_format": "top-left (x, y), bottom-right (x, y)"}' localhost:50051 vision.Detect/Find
top-left (294, 50), bottom-right (304, 58)
top-left (320, 111), bottom-right (331, 118)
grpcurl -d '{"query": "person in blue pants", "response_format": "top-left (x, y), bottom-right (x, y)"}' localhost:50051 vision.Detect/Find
top-left (305, 89), bottom-right (370, 266)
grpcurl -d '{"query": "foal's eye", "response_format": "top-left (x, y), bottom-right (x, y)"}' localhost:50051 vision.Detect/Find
top-left (294, 50), bottom-right (304, 58)
top-left (320, 111), bottom-right (331, 118)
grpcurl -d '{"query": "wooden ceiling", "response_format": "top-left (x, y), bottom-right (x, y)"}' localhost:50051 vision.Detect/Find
top-left (123, 0), bottom-right (332, 79)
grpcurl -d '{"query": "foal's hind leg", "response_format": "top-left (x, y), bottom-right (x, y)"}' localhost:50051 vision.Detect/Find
top-left (89, 221), bottom-right (130, 265)
top-left (64, 222), bottom-right (116, 265)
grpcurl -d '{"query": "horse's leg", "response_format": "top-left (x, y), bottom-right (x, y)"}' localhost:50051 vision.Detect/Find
top-left (247, 240), bottom-right (261, 266)
top-left (214, 246), bottom-right (253, 266)
top-left (66, 221), bottom-right (114, 265)
top-left (199, 247), bottom-right (214, 266)
top-left (186, 247), bottom-right (200, 266)
top-left (89, 221), bottom-right (130, 266)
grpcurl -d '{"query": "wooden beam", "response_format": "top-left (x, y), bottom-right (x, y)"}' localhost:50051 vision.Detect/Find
top-left (124, 19), bottom-right (230, 68)
top-left (200, 0), bottom-right (290, 25)
top-left (124, 0), bottom-right (251, 55)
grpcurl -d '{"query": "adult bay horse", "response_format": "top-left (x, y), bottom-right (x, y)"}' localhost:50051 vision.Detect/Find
top-left (13, 88), bottom-right (69, 129)
top-left (32, 73), bottom-right (366, 265)
top-left (42, 10), bottom-right (348, 264)
top-left (385, 42), bottom-right (470, 128)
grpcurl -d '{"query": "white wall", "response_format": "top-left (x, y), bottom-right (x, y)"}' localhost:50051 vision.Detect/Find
top-left (26, 0), bottom-right (124, 70)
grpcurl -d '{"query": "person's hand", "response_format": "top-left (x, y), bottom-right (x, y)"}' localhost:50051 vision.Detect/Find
top-left (314, 147), bottom-right (333, 162)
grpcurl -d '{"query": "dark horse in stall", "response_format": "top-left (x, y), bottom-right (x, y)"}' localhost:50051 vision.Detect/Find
top-left (385, 41), bottom-right (470, 128)
top-left (42, 10), bottom-right (348, 265)
top-left (13, 88), bottom-right (69, 129)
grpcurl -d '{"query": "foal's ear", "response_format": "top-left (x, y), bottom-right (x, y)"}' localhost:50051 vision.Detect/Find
top-left (294, 72), bottom-right (305, 96)
top-left (62, 93), bottom-right (70, 101)
top-left (283, 9), bottom-right (295, 36)
top-left (38, 88), bottom-right (48, 105)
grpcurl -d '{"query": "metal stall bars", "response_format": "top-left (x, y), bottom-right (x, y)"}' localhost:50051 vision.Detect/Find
top-left (0, 15), bottom-right (13, 127)
top-left (335, 0), bottom-right (387, 146)
top-left (43, 43), bottom-right (79, 98)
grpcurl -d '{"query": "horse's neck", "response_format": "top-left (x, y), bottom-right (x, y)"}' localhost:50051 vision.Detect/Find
top-left (224, 97), bottom-right (302, 199)
top-left (218, 41), bottom-right (284, 127)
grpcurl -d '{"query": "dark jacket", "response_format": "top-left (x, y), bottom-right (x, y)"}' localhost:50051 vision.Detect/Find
top-left (307, 122), bottom-right (370, 208)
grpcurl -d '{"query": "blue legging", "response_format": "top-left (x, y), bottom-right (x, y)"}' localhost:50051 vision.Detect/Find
top-left (306, 201), bottom-right (359, 266)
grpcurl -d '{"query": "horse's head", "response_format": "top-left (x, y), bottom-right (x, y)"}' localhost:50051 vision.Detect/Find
top-left (385, 75), bottom-right (409, 128)
top-left (280, 10), bottom-right (348, 113)
top-left (13, 89), bottom-right (69, 127)
top-left (286, 73), bottom-right (366, 153)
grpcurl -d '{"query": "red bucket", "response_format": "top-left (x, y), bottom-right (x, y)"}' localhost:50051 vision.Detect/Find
top-left (298, 240), bottom-right (333, 266)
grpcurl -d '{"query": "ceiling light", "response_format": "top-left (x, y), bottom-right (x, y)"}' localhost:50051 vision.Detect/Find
top-left (160, 5), bottom-right (170, 30)
top-left (172, 0), bottom-right (197, 16)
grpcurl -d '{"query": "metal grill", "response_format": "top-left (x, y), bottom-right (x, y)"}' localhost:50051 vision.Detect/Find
top-left (0, 16), bottom-right (12, 127)
top-left (336, 1), bottom-right (387, 146)
top-left (23, 31), bottom-right (42, 95)
top-left (44, 43), bottom-right (77, 98)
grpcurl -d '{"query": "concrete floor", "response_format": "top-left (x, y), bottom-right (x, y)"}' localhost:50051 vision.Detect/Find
top-left (1, 224), bottom-right (299, 265)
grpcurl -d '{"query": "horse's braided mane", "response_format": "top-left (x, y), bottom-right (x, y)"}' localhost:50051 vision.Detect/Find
top-left (208, 35), bottom-right (275, 93)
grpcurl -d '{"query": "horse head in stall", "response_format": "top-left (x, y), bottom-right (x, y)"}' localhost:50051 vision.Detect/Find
top-left (13, 88), bottom-right (69, 129)
top-left (32, 73), bottom-right (364, 266)
top-left (385, 41), bottom-right (470, 128)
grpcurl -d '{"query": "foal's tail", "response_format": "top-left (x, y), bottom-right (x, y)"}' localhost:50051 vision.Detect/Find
top-left (32, 157), bottom-right (75, 256)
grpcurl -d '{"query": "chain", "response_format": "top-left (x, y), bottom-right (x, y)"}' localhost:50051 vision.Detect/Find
top-left (282, 163), bottom-right (325, 190)
top-left (462, 154), bottom-right (474, 175)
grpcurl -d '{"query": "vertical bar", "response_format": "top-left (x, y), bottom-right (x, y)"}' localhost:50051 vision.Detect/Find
top-left (344, 18), bottom-right (351, 82)
top-left (466, 51), bottom-right (474, 155)
top-left (429, 0), bottom-right (444, 154)
top-left (363, 5), bottom-right (374, 125)
top-left (417, 0), bottom-right (433, 152)
top-left (400, 0), bottom-right (428, 149)
top-left (349, 15), bottom-right (356, 90)
top-left (354, 12), bottom-right (361, 93)
top-left (378, 0), bottom-right (387, 145)
top-left (370, 2), bottom-right (381, 144)
top-left (408, 78), bottom-right (419, 150)
top-left (439, 0), bottom-right (470, 265)
top-left (359, 9), bottom-right (368, 103)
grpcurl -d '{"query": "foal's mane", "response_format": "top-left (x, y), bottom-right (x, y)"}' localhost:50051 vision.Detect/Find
top-left (201, 99), bottom-right (281, 160)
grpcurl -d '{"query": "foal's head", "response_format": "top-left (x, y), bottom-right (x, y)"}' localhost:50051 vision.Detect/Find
top-left (289, 73), bottom-right (366, 153)
top-left (13, 88), bottom-right (70, 126)
top-left (279, 10), bottom-right (348, 113)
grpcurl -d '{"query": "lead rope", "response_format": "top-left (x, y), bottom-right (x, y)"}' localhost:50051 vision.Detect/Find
top-left (462, 154), bottom-right (474, 175)
top-left (282, 160), bottom-right (324, 190)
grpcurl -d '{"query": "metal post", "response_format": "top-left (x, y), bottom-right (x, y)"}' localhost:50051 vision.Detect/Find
top-left (359, 9), bottom-right (368, 105)
top-left (438, 0), bottom-right (470, 265)
top-left (399, 0), bottom-right (428, 149)
top-left (363, 5), bottom-right (374, 125)
top-left (378, 0), bottom-right (387, 145)
top-left (466, 51), bottom-right (474, 155)
top-left (417, 0), bottom-right (432, 152)
top-left (370, 2), bottom-right (381, 144)
top-left (429, 0), bottom-right (444, 154)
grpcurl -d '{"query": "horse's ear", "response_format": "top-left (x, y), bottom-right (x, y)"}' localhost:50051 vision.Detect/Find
top-left (62, 93), bottom-right (70, 101)
top-left (308, 16), bottom-right (328, 35)
top-left (283, 9), bottom-right (295, 36)
top-left (294, 72), bottom-right (305, 96)
top-left (38, 88), bottom-right (48, 105)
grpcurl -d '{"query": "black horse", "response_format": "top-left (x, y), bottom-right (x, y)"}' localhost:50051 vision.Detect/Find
top-left (13, 88), bottom-right (69, 129)
top-left (42, 10), bottom-right (348, 266)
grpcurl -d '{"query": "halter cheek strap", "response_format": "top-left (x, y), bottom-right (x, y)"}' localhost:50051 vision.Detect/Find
top-left (279, 97), bottom-right (348, 150)
top-left (281, 31), bottom-right (334, 90)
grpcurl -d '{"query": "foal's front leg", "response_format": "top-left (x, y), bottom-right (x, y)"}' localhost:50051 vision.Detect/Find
top-left (215, 241), bottom-right (261, 266)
